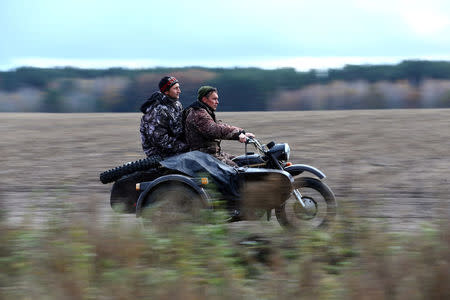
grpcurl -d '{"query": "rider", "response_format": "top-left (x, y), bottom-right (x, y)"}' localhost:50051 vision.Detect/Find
top-left (139, 76), bottom-right (189, 158)
top-left (183, 85), bottom-right (254, 166)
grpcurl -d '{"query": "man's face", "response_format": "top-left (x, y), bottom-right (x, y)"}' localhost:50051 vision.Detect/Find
top-left (165, 83), bottom-right (181, 99)
top-left (203, 92), bottom-right (219, 111)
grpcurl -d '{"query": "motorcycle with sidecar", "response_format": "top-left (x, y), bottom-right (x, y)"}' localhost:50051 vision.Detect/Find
top-left (99, 138), bottom-right (337, 228)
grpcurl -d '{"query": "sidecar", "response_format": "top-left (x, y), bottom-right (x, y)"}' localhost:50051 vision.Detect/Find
top-left (103, 151), bottom-right (294, 220)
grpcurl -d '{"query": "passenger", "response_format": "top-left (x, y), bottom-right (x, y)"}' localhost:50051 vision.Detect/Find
top-left (183, 86), bottom-right (254, 166)
top-left (139, 76), bottom-right (189, 158)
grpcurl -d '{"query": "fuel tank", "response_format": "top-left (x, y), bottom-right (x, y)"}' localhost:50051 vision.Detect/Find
top-left (232, 153), bottom-right (266, 167)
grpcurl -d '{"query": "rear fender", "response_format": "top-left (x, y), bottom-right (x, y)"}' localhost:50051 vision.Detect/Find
top-left (284, 164), bottom-right (326, 179)
top-left (135, 174), bottom-right (211, 216)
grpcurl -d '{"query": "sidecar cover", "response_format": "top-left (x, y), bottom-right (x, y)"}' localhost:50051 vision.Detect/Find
top-left (160, 151), bottom-right (240, 197)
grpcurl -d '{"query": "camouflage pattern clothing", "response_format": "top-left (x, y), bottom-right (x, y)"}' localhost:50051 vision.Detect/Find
top-left (140, 92), bottom-right (189, 158)
top-left (183, 100), bottom-right (243, 166)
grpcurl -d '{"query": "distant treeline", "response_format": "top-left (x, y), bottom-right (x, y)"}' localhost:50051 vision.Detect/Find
top-left (1, 60), bottom-right (450, 112)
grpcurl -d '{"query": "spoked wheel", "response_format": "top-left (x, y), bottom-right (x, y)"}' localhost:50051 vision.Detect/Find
top-left (138, 183), bottom-right (208, 227)
top-left (275, 177), bottom-right (337, 229)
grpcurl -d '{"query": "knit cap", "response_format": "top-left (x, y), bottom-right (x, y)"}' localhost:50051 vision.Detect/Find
top-left (159, 76), bottom-right (179, 92)
top-left (197, 86), bottom-right (217, 100)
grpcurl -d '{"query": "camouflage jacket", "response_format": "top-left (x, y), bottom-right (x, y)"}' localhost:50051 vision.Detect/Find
top-left (139, 92), bottom-right (188, 158)
top-left (183, 100), bottom-right (243, 157)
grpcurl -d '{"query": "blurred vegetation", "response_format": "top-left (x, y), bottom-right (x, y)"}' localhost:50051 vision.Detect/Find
top-left (1, 60), bottom-right (450, 112)
top-left (0, 203), bottom-right (449, 300)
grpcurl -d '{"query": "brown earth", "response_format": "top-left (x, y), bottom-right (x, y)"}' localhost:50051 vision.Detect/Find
top-left (1, 109), bottom-right (449, 232)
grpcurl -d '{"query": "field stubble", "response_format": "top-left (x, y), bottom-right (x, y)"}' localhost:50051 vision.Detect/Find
top-left (0, 109), bottom-right (449, 231)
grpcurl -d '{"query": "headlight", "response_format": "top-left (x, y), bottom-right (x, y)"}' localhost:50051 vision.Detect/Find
top-left (284, 144), bottom-right (290, 161)
top-left (268, 143), bottom-right (290, 161)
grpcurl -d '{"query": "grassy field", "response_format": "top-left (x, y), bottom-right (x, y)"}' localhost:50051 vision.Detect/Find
top-left (1, 109), bottom-right (449, 299)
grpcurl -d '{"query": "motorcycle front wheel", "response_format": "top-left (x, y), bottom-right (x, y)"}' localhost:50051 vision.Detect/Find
top-left (275, 177), bottom-right (337, 229)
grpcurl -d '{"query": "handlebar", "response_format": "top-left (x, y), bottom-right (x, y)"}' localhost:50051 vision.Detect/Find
top-left (245, 137), bottom-right (266, 153)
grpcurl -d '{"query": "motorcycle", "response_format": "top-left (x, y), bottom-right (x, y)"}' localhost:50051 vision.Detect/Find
top-left (232, 138), bottom-right (337, 228)
top-left (100, 138), bottom-right (337, 228)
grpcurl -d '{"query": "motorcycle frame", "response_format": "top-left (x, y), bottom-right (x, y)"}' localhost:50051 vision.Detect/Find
top-left (135, 168), bottom-right (295, 218)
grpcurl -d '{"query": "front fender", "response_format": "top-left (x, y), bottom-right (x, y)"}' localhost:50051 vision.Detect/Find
top-left (284, 164), bottom-right (326, 179)
top-left (135, 174), bottom-right (211, 216)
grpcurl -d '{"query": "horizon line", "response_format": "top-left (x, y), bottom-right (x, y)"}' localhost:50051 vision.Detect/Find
top-left (2, 55), bottom-right (450, 72)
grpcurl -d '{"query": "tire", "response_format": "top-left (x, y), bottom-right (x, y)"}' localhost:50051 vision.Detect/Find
top-left (109, 169), bottom-right (162, 214)
top-left (139, 183), bottom-right (208, 226)
top-left (275, 177), bottom-right (337, 229)
top-left (99, 155), bottom-right (162, 184)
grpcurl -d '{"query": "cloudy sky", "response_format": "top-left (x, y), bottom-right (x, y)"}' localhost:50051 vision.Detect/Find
top-left (1, 0), bottom-right (450, 71)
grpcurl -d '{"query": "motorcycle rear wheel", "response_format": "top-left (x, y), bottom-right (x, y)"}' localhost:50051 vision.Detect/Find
top-left (275, 177), bottom-right (337, 229)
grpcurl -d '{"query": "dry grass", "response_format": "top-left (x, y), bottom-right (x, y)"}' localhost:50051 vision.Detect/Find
top-left (0, 203), bottom-right (449, 299)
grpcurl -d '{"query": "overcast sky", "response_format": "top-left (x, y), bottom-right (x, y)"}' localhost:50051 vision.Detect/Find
top-left (1, 0), bottom-right (450, 71)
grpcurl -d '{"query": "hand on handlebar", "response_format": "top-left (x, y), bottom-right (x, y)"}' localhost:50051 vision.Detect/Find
top-left (239, 132), bottom-right (255, 143)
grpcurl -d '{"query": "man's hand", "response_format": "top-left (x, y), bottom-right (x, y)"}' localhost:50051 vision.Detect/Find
top-left (239, 132), bottom-right (255, 143)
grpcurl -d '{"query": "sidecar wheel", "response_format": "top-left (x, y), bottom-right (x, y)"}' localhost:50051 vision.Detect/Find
top-left (275, 177), bottom-right (336, 229)
top-left (139, 183), bottom-right (207, 226)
